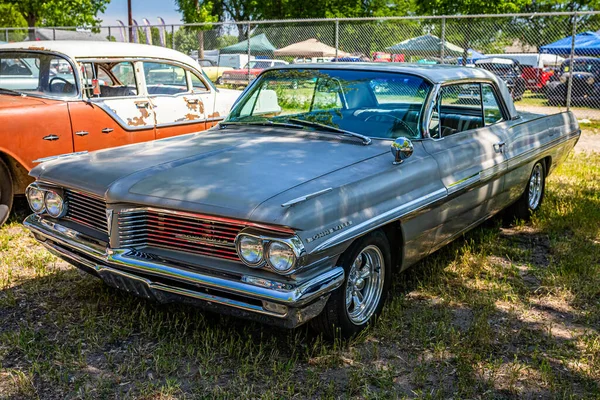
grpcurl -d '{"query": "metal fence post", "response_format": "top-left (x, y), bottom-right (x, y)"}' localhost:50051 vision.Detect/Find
top-left (335, 19), bottom-right (339, 59)
top-left (5, 29), bottom-right (8, 42)
top-left (566, 12), bottom-right (577, 110)
top-left (171, 25), bottom-right (175, 49)
top-left (52, 28), bottom-right (56, 40)
top-left (440, 17), bottom-right (446, 64)
top-left (108, 26), bottom-right (111, 41)
top-left (247, 21), bottom-right (251, 84)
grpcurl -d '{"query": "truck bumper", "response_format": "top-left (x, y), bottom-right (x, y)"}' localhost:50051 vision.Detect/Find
top-left (24, 214), bottom-right (344, 329)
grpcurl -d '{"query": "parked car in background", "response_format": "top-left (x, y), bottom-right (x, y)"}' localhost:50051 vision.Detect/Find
top-left (293, 56), bottom-right (333, 63)
top-left (221, 59), bottom-right (289, 87)
top-left (371, 52), bottom-right (405, 62)
top-left (474, 57), bottom-right (526, 100)
top-left (484, 53), bottom-right (564, 92)
top-left (0, 41), bottom-right (241, 225)
top-left (24, 64), bottom-right (579, 337)
top-left (197, 59), bottom-right (234, 84)
top-left (546, 57), bottom-right (600, 107)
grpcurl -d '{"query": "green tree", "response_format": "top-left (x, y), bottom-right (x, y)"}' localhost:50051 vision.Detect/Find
top-left (0, 3), bottom-right (27, 41)
top-left (175, 0), bottom-right (217, 59)
top-left (416, 0), bottom-right (528, 63)
top-left (0, 0), bottom-right (110, 40)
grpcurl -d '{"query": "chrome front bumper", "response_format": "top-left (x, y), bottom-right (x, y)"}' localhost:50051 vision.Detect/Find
top-left (24, 214), bottom-right (344, 328)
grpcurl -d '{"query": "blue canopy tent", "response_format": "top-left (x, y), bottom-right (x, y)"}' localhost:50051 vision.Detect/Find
top-left (540, 31), bottom-right (600, 56)
top-left (456, 49), bottom-right (485, 64)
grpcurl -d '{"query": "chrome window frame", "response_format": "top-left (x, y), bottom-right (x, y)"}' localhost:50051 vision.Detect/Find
top-left (420, 78), bottom-right (511, 140)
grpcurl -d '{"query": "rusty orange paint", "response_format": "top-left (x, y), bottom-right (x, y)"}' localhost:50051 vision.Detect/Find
top-left (127, 116), bottom-right (147, 126)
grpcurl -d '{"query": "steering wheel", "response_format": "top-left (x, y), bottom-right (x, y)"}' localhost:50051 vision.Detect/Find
top-left (49, 76), bottom-right (72, 92)
top-left (364, 113), bottom-right (417, 137)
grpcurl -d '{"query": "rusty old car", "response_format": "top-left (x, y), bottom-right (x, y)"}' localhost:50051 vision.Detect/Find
top-left (24, 64), bottom-right (579, 337)
top-left (0, 41), bottom-right (241, 225)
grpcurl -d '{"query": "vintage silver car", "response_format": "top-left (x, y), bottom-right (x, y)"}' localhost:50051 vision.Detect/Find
top-left (24, 64), bottom-right (580, 337)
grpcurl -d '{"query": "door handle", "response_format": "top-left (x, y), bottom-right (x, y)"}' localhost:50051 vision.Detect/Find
top-left (75, 131), bottom-right (89, 137)
top-left (101, 128), bottom-right (113, 134)
top-left (493, 141), bottom-right (506, 153)
top-left (43, 135), bottom-right (59, 141)
top-left (136, 101), bottom-right (149, 109)
top-left (549, 128), bottom-right (558, 136)
top-left (186, 98), bottom-right (199, 104)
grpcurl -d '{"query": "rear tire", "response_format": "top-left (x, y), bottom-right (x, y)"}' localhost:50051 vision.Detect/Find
top-left (505, 161), bottom-right (546, 222)
top-left (0, 158), bottom-right (14, 226)
top-left (310, 230), bottom-right (392, 339)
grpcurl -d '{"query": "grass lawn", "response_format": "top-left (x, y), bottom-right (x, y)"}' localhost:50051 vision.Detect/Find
top-left (0, 146), bottom-right (599, 398)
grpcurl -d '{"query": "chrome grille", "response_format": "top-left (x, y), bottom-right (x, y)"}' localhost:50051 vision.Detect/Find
top-left (64, 190), bottom-right (108, 234)
top-left (118, 209), bottom-right (246, 261)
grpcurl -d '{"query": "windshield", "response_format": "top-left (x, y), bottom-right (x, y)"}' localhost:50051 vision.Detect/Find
top-left (245, 61), bottom-right (273, 69)
top-left (0, 51), bottom-right (77, 97)
top-left (568, 61), bottom-right (600, 74)
top-left (225, 69), bottom-right (432, 139)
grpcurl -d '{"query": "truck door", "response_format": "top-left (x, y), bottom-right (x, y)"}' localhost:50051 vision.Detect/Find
top-left (69, 61), bottom-right (155, 152)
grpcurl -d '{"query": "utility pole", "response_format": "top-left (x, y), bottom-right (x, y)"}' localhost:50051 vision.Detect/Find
top-left (128, 0), bottom-right (133, 43)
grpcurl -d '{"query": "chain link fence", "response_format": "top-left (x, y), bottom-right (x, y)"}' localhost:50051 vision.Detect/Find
top-left (3, 12), bottom-right (600, 119)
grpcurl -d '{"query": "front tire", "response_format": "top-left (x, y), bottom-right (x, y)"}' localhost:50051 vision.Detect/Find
top-left (0, 158), bottom-right (14, 226)
top-left (505, 161), bottom-right (546, 222)
top-left (310, 230), bottom-right (392, 339)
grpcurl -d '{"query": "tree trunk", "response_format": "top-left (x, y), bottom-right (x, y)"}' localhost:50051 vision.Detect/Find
top-left (197, 30), bottom-right (204, 60)
top-left (26, 14), bottom-right (36, 41)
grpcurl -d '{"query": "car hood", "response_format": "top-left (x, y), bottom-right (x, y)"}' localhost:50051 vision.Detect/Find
top-left (31, 127), bottom-right (389, 223)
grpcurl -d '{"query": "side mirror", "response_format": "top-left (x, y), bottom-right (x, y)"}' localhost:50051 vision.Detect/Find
top-left (390, 137), bottom-right (414, 164)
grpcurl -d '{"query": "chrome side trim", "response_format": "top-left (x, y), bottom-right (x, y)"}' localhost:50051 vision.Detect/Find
top-left (446, 173), bottom-right (480, 195)
top-left (313, 188), bottom-right (448, 253)
top-left (93, 100), bottom-right (155, 131)
top-left (281, 188), bottom-right (333, 207)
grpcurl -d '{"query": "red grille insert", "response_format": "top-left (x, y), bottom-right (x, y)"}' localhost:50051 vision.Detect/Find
top-left (118, 209), bottom-right (247, 261)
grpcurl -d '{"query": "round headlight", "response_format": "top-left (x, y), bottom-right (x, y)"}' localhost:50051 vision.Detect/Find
top-left (266, 241), bottom-right (296, 273)
top-left (27, 187), bottom-right (45, 213)
top-left (587, 77), bottom-right (595, 85)
top-left (44, 191), bottom-right (65, 218)
top-left (237, 235), bottom-right (264, 266)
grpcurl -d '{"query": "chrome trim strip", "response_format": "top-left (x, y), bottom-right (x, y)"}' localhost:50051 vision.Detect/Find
top-left (313, 188), bottom-right (448, 253)
top-left (92, 100), bottom-right (155, 131)
top-left (155, 119), bottom-right (209, 129)
top-left (446, 173), bottom-right (480, 195)
top-left (281, 188), bottom-right (333, 207)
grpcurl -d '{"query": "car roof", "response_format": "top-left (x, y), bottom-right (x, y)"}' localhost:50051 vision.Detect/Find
top-left (271, 62), bottom-right (499, 84)
top-left (0, 40), bottom-right (199, 69)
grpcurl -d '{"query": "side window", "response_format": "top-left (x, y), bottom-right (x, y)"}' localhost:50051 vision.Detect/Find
top-left (143, 62), bottom-right (188, 95)
top-left (481, 84), bottom-right (504, 125)
top-left (190, 72), bottom-right (208, 92)
top-left (0, 53), bottom-right (77, 97)
top-left (433, 84), bottom-right (484, 138)
top-left (96, 61), bottom-right (138, 97)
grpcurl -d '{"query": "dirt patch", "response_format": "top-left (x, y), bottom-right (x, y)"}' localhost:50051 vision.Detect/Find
top-left (575, 131), bottom-right (600, 153)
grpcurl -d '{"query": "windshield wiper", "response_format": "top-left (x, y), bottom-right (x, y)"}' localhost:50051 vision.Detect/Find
top-left (285, 118), bottom-right (372, 145)
top-left (220, 120), bottom-right (306, 130)
top-left (0, 88), bottom-right (25, 96)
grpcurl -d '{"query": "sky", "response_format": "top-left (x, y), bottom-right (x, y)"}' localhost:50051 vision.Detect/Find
top-left (100, 0), bottom-right (183, 26)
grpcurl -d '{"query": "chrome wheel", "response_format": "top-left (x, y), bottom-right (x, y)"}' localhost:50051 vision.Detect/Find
top-left (345, 245), bottom-right (385, 325)
top-left (528, 163), bottom-right (543, 209)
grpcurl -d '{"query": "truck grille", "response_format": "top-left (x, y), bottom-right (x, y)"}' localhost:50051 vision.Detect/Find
top-left (64, 190), bottom-right (108, 234)
top-left (118, 209), bottom-right (245, 261)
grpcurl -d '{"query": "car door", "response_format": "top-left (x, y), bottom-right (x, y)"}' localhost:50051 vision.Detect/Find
top-left (68, 61), bottom-right (156, 152)
top-left (142, 61), bottom-right (208, 139)
top-left (423, 83), bottom-right (509, 249)
top-left (0, 51), bottom-right (75, 170)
